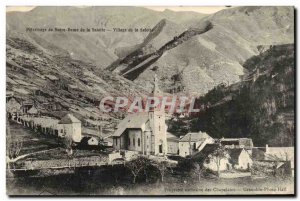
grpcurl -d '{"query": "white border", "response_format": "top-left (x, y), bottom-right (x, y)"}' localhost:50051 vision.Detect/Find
top-left (1, 0), bottom-right (298, 200)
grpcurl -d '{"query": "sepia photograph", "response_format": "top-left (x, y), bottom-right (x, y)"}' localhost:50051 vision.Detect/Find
top-left (5, 5), bottom-right (295, 196)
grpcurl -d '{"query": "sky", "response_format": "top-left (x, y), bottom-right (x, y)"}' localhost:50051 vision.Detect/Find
top-left (6, 6), bottom-right (227, 14)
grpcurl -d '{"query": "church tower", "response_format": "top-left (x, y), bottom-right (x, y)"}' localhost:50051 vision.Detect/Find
top-left (148, 74), bottom-right (168, 155)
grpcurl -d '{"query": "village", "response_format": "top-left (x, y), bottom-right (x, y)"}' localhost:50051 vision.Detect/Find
top-left (6, 74), bottom-right (294, 183)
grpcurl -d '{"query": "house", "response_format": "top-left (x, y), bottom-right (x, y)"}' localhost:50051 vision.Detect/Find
top-left (77, 136), bottom-right (99, 149)
top-left (27, 105), bottom-right (39, 116)
top-left (193, 144), bottom-right (231, 172)
top-left (112, 75), bottom-right (167, 156)
top-left (102, 140), bottom-right (113, 147)
top-left (252, 145), bottom-right (294, 177)
top-left (179, 131), bottom-right (214, 157)
top-left (220, 138), bottom-right (253, 149)
top-left (265, 145), bottom-right (294, 176)
top-left (167, 132), bottom-right (179, 155)
top-left (58, 114), bottom-right (82, 143)
top-left (6, 91), bottom-right (14, 102)
top-left (6, 97), bottom-right (22, 117)
top-left (227, 148), bottom-right (252, 170)
top-left (22, 100), bottom-right (34, 114)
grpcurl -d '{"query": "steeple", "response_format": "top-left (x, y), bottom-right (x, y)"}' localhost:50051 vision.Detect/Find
top-left (152, 74), bottom-right (162, 97)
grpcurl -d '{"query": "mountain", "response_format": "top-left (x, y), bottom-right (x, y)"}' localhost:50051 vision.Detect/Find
top-left (107, 6), bottom-right (294, 95)
top-left (6, 6), bottom-right (207, 68)
top-left (179, 44), bottom-right (294, 147)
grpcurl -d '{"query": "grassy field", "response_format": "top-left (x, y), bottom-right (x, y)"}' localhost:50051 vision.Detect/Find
top-left (7, 171), bottom-right (294, 195)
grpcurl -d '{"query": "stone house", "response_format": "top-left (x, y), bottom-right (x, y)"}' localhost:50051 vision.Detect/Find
top-left (179, 131), bottom-right (214, 157)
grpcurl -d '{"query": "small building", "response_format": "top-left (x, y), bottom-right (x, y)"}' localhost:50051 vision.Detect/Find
top-left (228, 148), bottom-right (253, 170)
top-left (167, 132), bottom-right (179, 155)
top-left (102, 140), bottom-right (113, 147)
top-left (102, 137), bottom-right (113, 147)
top-left (27, 105), bottom-right (39, 116)
top-left (58, 114), bottom-right (82, 143)
top-left (77, 136), bottom-right (99, 149)
top-left (179, 131), bottom-right (214, 157)
top-left (22, 100), bottom-right (34, 114)
top-left (220, 138), bottom-right (253, 149)
top-left (193, 144), bottom-right (231, 172)
top-left (265, 145), bottom-right (294, 176)
top-left (6, 97), bottom-right (22, 116)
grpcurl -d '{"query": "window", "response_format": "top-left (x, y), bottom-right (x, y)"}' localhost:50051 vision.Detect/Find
top-left (138, 138), bottom-right (141, 147)
top-left (61, 129), bottom-right (63, 133)
top-left (193, 143), bottom-right (196, 150)
top-left (159, 125), bottom-right (161, 131)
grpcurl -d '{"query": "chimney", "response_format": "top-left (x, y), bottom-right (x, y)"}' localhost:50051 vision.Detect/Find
top-left (266, 144), bottom-right (269, 153)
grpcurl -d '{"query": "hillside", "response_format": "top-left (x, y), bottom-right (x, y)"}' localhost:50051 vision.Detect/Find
top-left (107, 6), bottom-right (294, 95)
top-left (6, 36), bottom-right (149, 131)
top-left (171, 44), bottom-right (294, 147)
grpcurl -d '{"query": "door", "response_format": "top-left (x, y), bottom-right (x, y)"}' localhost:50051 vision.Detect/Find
top-left (159, 144), bottom-right (163, 153)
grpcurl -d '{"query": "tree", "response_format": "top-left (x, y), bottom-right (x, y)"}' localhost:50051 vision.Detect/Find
top-left (153, 161), bottom-right (172, 182)
top-left (207, 141), bottom-right (227, 177)
top-left (192, 162), bottom-right (205, 182)
top-left (125, 156), bottom-right (149, 184)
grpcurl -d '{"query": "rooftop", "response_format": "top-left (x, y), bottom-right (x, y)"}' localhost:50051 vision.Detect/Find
top-left (180, 131), bottom-right (212, 142)
top-left (112, 112), bottom-right (149, 137)
top-left (58, 114), bottom-right (81, 124)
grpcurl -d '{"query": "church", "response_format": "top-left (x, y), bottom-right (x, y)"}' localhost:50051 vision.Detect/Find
top-left (112, 75), bottom-right (167, 155)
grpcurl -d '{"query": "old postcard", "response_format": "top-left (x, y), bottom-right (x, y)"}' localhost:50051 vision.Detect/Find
top-left (6, 6), bottom-right (295, 196)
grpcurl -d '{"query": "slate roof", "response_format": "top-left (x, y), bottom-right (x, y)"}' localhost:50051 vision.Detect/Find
top-left (252, 147), bottom-right (266, 160)
top-left (27, 106), bottom-right (38, 114)
top-left (227, 148), bottom-right (243, 164)
top-left (112, 112), bottom-right (149, 137)
top-left (180, 131), bottom-right (212, 142)
top-left (58, 114), bottom-right (81, 124)
top-left (220, 138), bottom-right (253, 148)
top-left (265, 147), bottom-right (294, 162)
top-left (167, 132), bottom-right (179, 142)
top-left (192, 143), bottom-right (219, 162)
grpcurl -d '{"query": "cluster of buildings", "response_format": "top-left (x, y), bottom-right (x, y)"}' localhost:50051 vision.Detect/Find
top-left (6, 76), bottom-right (294, 177)
top-left (6, 95), bottom-right (108, 147)
top-left (110, 77), bottom-right (294, 176)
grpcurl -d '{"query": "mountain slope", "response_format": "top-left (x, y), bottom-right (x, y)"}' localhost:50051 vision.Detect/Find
top-left (107, 6), bottom-right (294, 95)
top-left (6, 6), bottom-right (207, 68)
top-left (185, 44), bottom-right (294, 147)
top-left (6, 36), bottom-right (149, 131)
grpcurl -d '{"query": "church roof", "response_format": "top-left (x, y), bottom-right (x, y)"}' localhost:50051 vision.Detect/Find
top-left (180, 131), bottom-right (212, 142)
top-left (112, 112), bottom-right (149, 137)
top-left (58, 114), bottom-right (81, 124)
